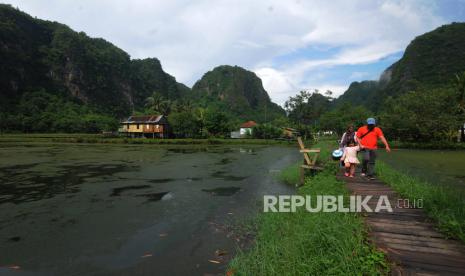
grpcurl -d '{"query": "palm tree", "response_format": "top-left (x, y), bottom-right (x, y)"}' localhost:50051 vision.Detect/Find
top-left (173, 99), bottom-right (195, 113)
top-left (454, 72), bottom-right (465, 142)
top-left (158, 100), bottom-right (172, 115)
top-left (183, 99), bottom-right (195, 113)
top-left (195, 107), bottom-right (207, 137)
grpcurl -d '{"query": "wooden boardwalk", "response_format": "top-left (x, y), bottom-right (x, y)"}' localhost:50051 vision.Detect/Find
top-left (336, 171), bottom-right (465, 275)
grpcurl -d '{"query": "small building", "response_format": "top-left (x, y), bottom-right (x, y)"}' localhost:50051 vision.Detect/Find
top-left (239, 121), bottom-right (257, 137)
top-left (119, 115), bottom-right (170, 138)
top-left (230, 131), bottom-right (241, 139)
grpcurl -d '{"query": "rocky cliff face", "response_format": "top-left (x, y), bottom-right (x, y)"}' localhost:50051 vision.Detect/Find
top-left (0, 4), bottom-right (186, 117)
top-left (335, 22), bottom-right (465, 111)
top-left (192, 65), bottom-right (285, 121)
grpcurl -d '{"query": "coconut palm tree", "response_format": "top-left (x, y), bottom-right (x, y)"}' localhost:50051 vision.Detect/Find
top-left (158, 100), bottom-right (172, 115)
top-left (145, 92), bottom-right (164, 113)
top-left (195, 107), bottom-right (207, 137)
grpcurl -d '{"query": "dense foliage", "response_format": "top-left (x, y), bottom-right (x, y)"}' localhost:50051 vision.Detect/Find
top-left (192, 65), bottom-right (286, 123)
top-left (0, 4), bottom-right (188, 133)
top-left (284, 23), bottom-right (465, 144)
top-left (319, 104), bottom-right (372, 135)
top-left (1, 90), bottom-right (118, 133)
top-left (284, 90), bottom-right (332, 126)
top-left (332, 23), bottom-right (465, 112)
top-left (285, 75), bottom-right (464, 143)
top-left (0, 5), bottom-right (287, 134)
top-left (251, 124), bottom-right (283, 139)
top-left (1, 5), bottom-right (464, 142)
top-left (379, 88), bottom-right (462, 142)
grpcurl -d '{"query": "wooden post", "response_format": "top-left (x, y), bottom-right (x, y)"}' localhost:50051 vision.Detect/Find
top-left (300, 165), bottom-right (305, 186)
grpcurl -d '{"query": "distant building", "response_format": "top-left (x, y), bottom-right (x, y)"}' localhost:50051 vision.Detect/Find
top-left (119, 115), bottom-right (170, 138)
top-left (230, 121), bottom-right (258, 138)
top-left (239, 121), bottom-right (257, 137)
top-left (230, 131), bottom-right (241, 139)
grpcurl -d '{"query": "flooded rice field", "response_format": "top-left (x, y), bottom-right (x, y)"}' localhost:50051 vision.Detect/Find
top-left (0, 143), bottom-right (300, 275)
top-left (378, 149), bottom-right (465, 188)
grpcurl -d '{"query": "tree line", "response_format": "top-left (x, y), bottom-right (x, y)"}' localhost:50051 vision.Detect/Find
top-left (284, 72), bottom-right (465, 143)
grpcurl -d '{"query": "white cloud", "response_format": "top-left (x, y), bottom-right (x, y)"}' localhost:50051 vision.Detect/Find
top-left (255, 67), bottom-right (297, 106)
top-left (313, 85), bottom-right (348, 99)
top-left (349, 71), bottom-right (370, 79)
top-left (3, 0), bottom-right (446, 105)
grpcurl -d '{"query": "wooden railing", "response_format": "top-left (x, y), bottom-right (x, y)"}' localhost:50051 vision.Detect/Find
top-left (297, 137), bottom-right (323, 185)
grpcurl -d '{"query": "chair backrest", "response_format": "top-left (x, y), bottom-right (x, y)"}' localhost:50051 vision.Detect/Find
top-left (297, 137), bottom-right (320, 166)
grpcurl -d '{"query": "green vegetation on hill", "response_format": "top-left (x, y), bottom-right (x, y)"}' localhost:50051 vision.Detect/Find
top-left (1, 4), bottom-right (463, 142)
top-left (0, 5), bottom-right (286, 135)
top-left (0, 4), bottom-right (189, 133)
top-left (333, 22), bottom-right (465, 112)
top-left (192, 65), bottom-right (286, 122)
top-left (332, 80), bottom-right (379, 109)
top-left (284, 22), bottom-right (465, 145)
top-left (130, 58), bottom-right (191, 107)
top-left (383, 23), bottom-right (465, 99)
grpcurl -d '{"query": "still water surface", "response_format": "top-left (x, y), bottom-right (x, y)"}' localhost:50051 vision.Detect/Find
top-left (378, 149), bottom-right (465, 188)
top-left (0, 143), bottom-right (299, 275)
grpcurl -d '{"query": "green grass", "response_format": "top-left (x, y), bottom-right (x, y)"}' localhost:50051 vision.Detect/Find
top-left (376, 161), bottom-right (465, 243)
top-left (228, 142), bottom-right (389, 275)
top-left (0, 133), bottom-right (295, 145)
top-left (277, 162), bottom-right (301, 186)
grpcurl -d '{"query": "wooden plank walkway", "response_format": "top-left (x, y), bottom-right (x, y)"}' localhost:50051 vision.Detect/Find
top-left (336, 170), bottom-right (465, 275)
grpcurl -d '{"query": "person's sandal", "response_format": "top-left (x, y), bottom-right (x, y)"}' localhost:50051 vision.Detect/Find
top-left (344, 172), bottom-right (349, 177)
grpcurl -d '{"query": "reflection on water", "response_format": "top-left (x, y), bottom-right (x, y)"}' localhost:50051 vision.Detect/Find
top-left (110, 185), bottom-right (152, 196)
top-left (201, 187), bottom-right (242, 196)
top-left (136, 191), bottom-right (172, 202)
top-left (378, 149), bottom-right (465, 188)
top-left (0, 163), bottom-right (133, 204)
top-left (211, 170), bottom-right (249, 181)
top-left (0, 143), bottom-right (299, 275)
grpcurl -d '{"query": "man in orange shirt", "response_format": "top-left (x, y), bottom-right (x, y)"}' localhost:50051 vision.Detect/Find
top-left (356, 118), bottom-right (391, 179)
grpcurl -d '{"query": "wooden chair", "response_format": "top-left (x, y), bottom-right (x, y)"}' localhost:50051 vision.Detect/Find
top-left (297, 137), bottom-right (323, 186)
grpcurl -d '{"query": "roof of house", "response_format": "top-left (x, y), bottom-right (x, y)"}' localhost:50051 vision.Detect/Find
top-left (122, 115), bottom-right (165, 124)
top-left (240, 121), bottom-right (257, 128)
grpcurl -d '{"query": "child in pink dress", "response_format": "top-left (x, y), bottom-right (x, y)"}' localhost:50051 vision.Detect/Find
top-left (340, 141), bottom-right (361, 177)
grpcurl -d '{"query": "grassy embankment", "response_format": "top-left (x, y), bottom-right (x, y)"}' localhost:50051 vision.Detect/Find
top-left (278, 141), bottom-right (465, 243)
top-left (0, 133), bottom-right (293, 145)
top-left (376, 161), bottom-right (465, 243)
top-left (228, 140), bottom-right (389, 275)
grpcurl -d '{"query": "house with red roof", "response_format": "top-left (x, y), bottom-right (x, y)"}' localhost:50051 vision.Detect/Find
top-left (239, 120), bottom-right (257, 137)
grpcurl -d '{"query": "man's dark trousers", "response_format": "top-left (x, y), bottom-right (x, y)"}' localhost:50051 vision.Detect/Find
top-left (361, 149), bottom-right (376, 177)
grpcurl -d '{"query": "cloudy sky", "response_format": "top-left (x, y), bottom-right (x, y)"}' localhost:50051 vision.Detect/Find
top-left (4, 0), bottom-right (465, 105)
